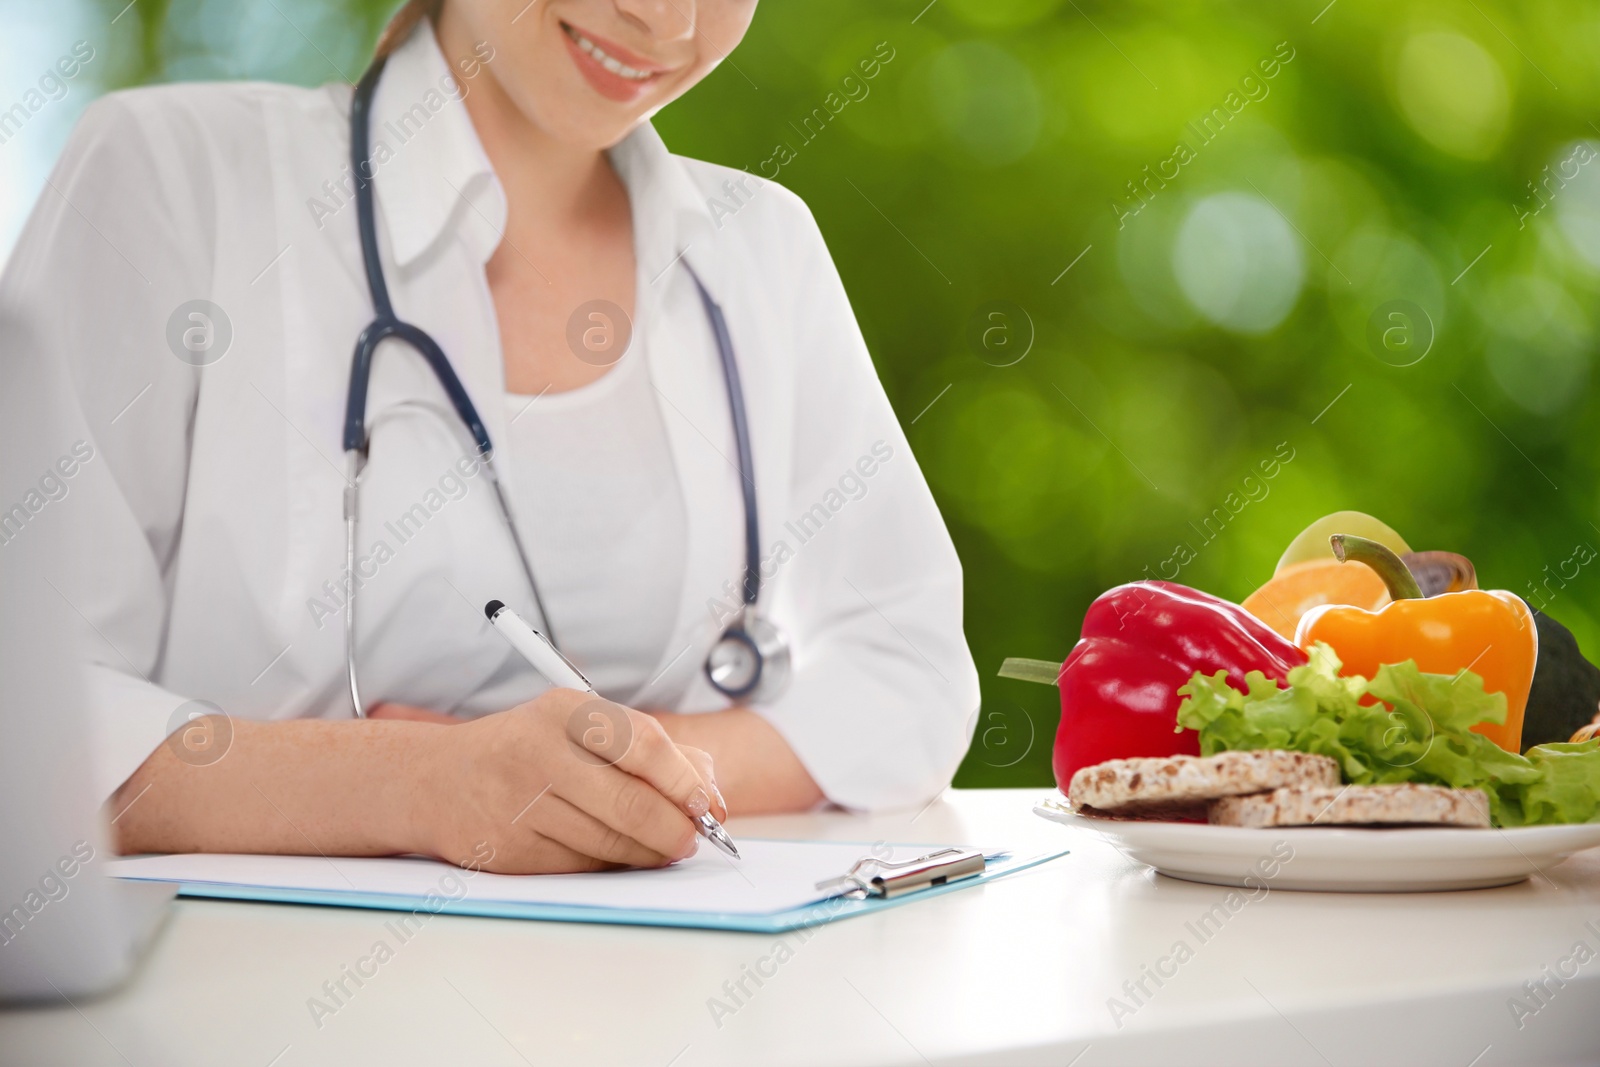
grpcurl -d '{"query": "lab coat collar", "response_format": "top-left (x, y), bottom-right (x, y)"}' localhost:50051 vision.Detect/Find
top-left (608, 122), bottom-right (724, 298)
top-left (370, 22), bottom-right (723, 292)
top-left (369, 24), bottom-right (506, 267)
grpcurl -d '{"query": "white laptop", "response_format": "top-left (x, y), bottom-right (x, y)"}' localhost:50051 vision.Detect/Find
top-left (0, 348), bottom-right (175, 1001)
top-left (0, 568), bottom-right (175, 1001)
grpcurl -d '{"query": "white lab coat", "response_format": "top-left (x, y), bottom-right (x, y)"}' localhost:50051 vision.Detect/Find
top-left (0, 27), bottom-right (979, 811)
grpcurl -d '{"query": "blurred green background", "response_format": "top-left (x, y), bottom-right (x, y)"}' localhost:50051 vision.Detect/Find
top-left (6, 0), bottom-right (1598, 788)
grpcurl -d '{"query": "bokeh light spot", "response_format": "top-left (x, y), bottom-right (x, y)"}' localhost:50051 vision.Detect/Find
top-left (1393, 31), bottom-right (1509, 161)
top-left (926, 41), bottom-right (1042, 166)
top-left (942, 0), bottom-right (1064, 30)
top-left (1481, 275), bottom-right (1592, 417)
top-left (1552, 140), bottom-right (1600, 269)
top-left (1172, 192), bottom-right (1304, 334)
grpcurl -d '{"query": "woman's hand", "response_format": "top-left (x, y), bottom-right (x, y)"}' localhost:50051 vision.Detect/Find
top-left (421, 689), bottom-right (727, 874)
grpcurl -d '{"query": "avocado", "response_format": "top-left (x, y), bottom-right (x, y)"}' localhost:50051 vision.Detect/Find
top-left (1523, 611), bottom-right (1600, 751)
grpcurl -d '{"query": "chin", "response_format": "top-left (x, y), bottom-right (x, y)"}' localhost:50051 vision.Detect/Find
top-left (492, 48), bottom-right (657, 150)
top-left (444, 0), bottom-right (721, 150)
top-left (523, 87), bottom-right (644, 151)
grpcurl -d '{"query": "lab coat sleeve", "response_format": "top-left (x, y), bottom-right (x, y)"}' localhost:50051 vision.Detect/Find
top-left (0, 90), bottom-right (212, 802)
top-left (753, 200), bottom-right (981, 812)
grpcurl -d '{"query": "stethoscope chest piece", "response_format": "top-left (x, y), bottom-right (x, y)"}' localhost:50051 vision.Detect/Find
top-left (706, 612), bottom-right (790, 703)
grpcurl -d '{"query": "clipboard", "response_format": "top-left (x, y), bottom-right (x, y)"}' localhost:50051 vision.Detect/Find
top-left (109, 840), bottom-right (1068, 934)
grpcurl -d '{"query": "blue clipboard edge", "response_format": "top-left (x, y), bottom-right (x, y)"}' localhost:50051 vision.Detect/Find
top-left (120, 845), bottom-right (1071, 934)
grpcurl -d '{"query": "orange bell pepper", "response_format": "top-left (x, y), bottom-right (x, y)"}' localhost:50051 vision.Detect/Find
top-left (1295, 535), bottom-right (1537, 753)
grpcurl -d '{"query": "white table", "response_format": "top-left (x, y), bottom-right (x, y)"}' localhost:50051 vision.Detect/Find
top-left (3, 789), bottom-right (1599, 1066)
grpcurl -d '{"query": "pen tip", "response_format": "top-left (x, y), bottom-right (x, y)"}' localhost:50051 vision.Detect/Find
top-left (484, 600), bottom-right (504, 620)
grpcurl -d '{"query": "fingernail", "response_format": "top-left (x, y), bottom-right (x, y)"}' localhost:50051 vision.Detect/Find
top-left (686, 787), bottom-right (710, 818)
top-left (712, 783), bottom-right (726, 812)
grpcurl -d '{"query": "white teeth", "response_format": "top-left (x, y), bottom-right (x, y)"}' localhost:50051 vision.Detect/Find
top-left (564, 24), bottom-right (652, 81)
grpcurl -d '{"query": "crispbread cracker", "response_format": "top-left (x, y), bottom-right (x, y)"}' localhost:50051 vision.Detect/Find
top-left (1208, 784), bottom-right (1491, 828)
top-left (1075, 801), bottom-right (1209, 822)
top-left (1067, 750), bottom-right (1340, 815)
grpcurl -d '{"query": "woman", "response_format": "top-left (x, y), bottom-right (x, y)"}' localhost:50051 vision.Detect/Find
top-left (0, 0), bottom-right (978, 873)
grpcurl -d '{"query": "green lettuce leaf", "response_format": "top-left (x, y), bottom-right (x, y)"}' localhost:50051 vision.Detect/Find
top-left (1519, 743), bottom-right (1600, 826)
top-left (1175, 643), bottom-right (1600, 827)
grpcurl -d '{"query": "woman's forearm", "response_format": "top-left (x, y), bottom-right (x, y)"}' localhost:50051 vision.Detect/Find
top-left (109, 704), bottom-right (822, 860)
top-left (650, 708), bottom-right (824, 815)
top-left (109, 717), bottom-right (442, 860)
top-left (109, 695), bottom-right (732, 874)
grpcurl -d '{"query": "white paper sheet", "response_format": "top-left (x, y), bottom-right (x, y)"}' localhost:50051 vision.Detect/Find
top-left (108, 840), bottom-right (984, 917)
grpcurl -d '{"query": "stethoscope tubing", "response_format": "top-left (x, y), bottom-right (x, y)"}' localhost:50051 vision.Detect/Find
top-left (687, 272), bottom-right (761, 606)
top-left (340, 54), bottom-right (773, 715)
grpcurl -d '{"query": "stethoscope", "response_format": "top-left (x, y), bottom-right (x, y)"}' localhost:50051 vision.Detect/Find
top-left (340, 56), bottom-right (790, 717)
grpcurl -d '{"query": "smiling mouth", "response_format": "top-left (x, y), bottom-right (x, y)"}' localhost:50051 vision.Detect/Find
top-left (561, 22), bottom-right (658, 82)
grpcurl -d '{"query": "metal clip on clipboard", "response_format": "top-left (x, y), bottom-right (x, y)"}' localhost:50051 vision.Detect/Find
top-left (814, 848), bottom-right (987, 900)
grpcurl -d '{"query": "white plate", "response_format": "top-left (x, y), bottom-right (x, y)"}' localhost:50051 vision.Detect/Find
top-left (1034, 795), bottom-right (1600, 892)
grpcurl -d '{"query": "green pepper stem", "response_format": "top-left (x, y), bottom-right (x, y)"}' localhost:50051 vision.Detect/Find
top-left (997, 657), bottom-right (1062, 685)
top-left (1331, 534), bottom-right (1423, 600)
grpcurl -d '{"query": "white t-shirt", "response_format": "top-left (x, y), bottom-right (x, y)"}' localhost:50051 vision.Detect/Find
top-left (500, 346), bottom-right (686, 704)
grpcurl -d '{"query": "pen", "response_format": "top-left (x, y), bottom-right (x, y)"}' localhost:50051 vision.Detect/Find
top-left (483, 600), bottom-right (741, 861)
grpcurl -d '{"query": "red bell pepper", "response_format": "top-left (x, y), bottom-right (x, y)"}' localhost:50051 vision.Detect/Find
top-left (1000, 581), bottom-right (1309, 793)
